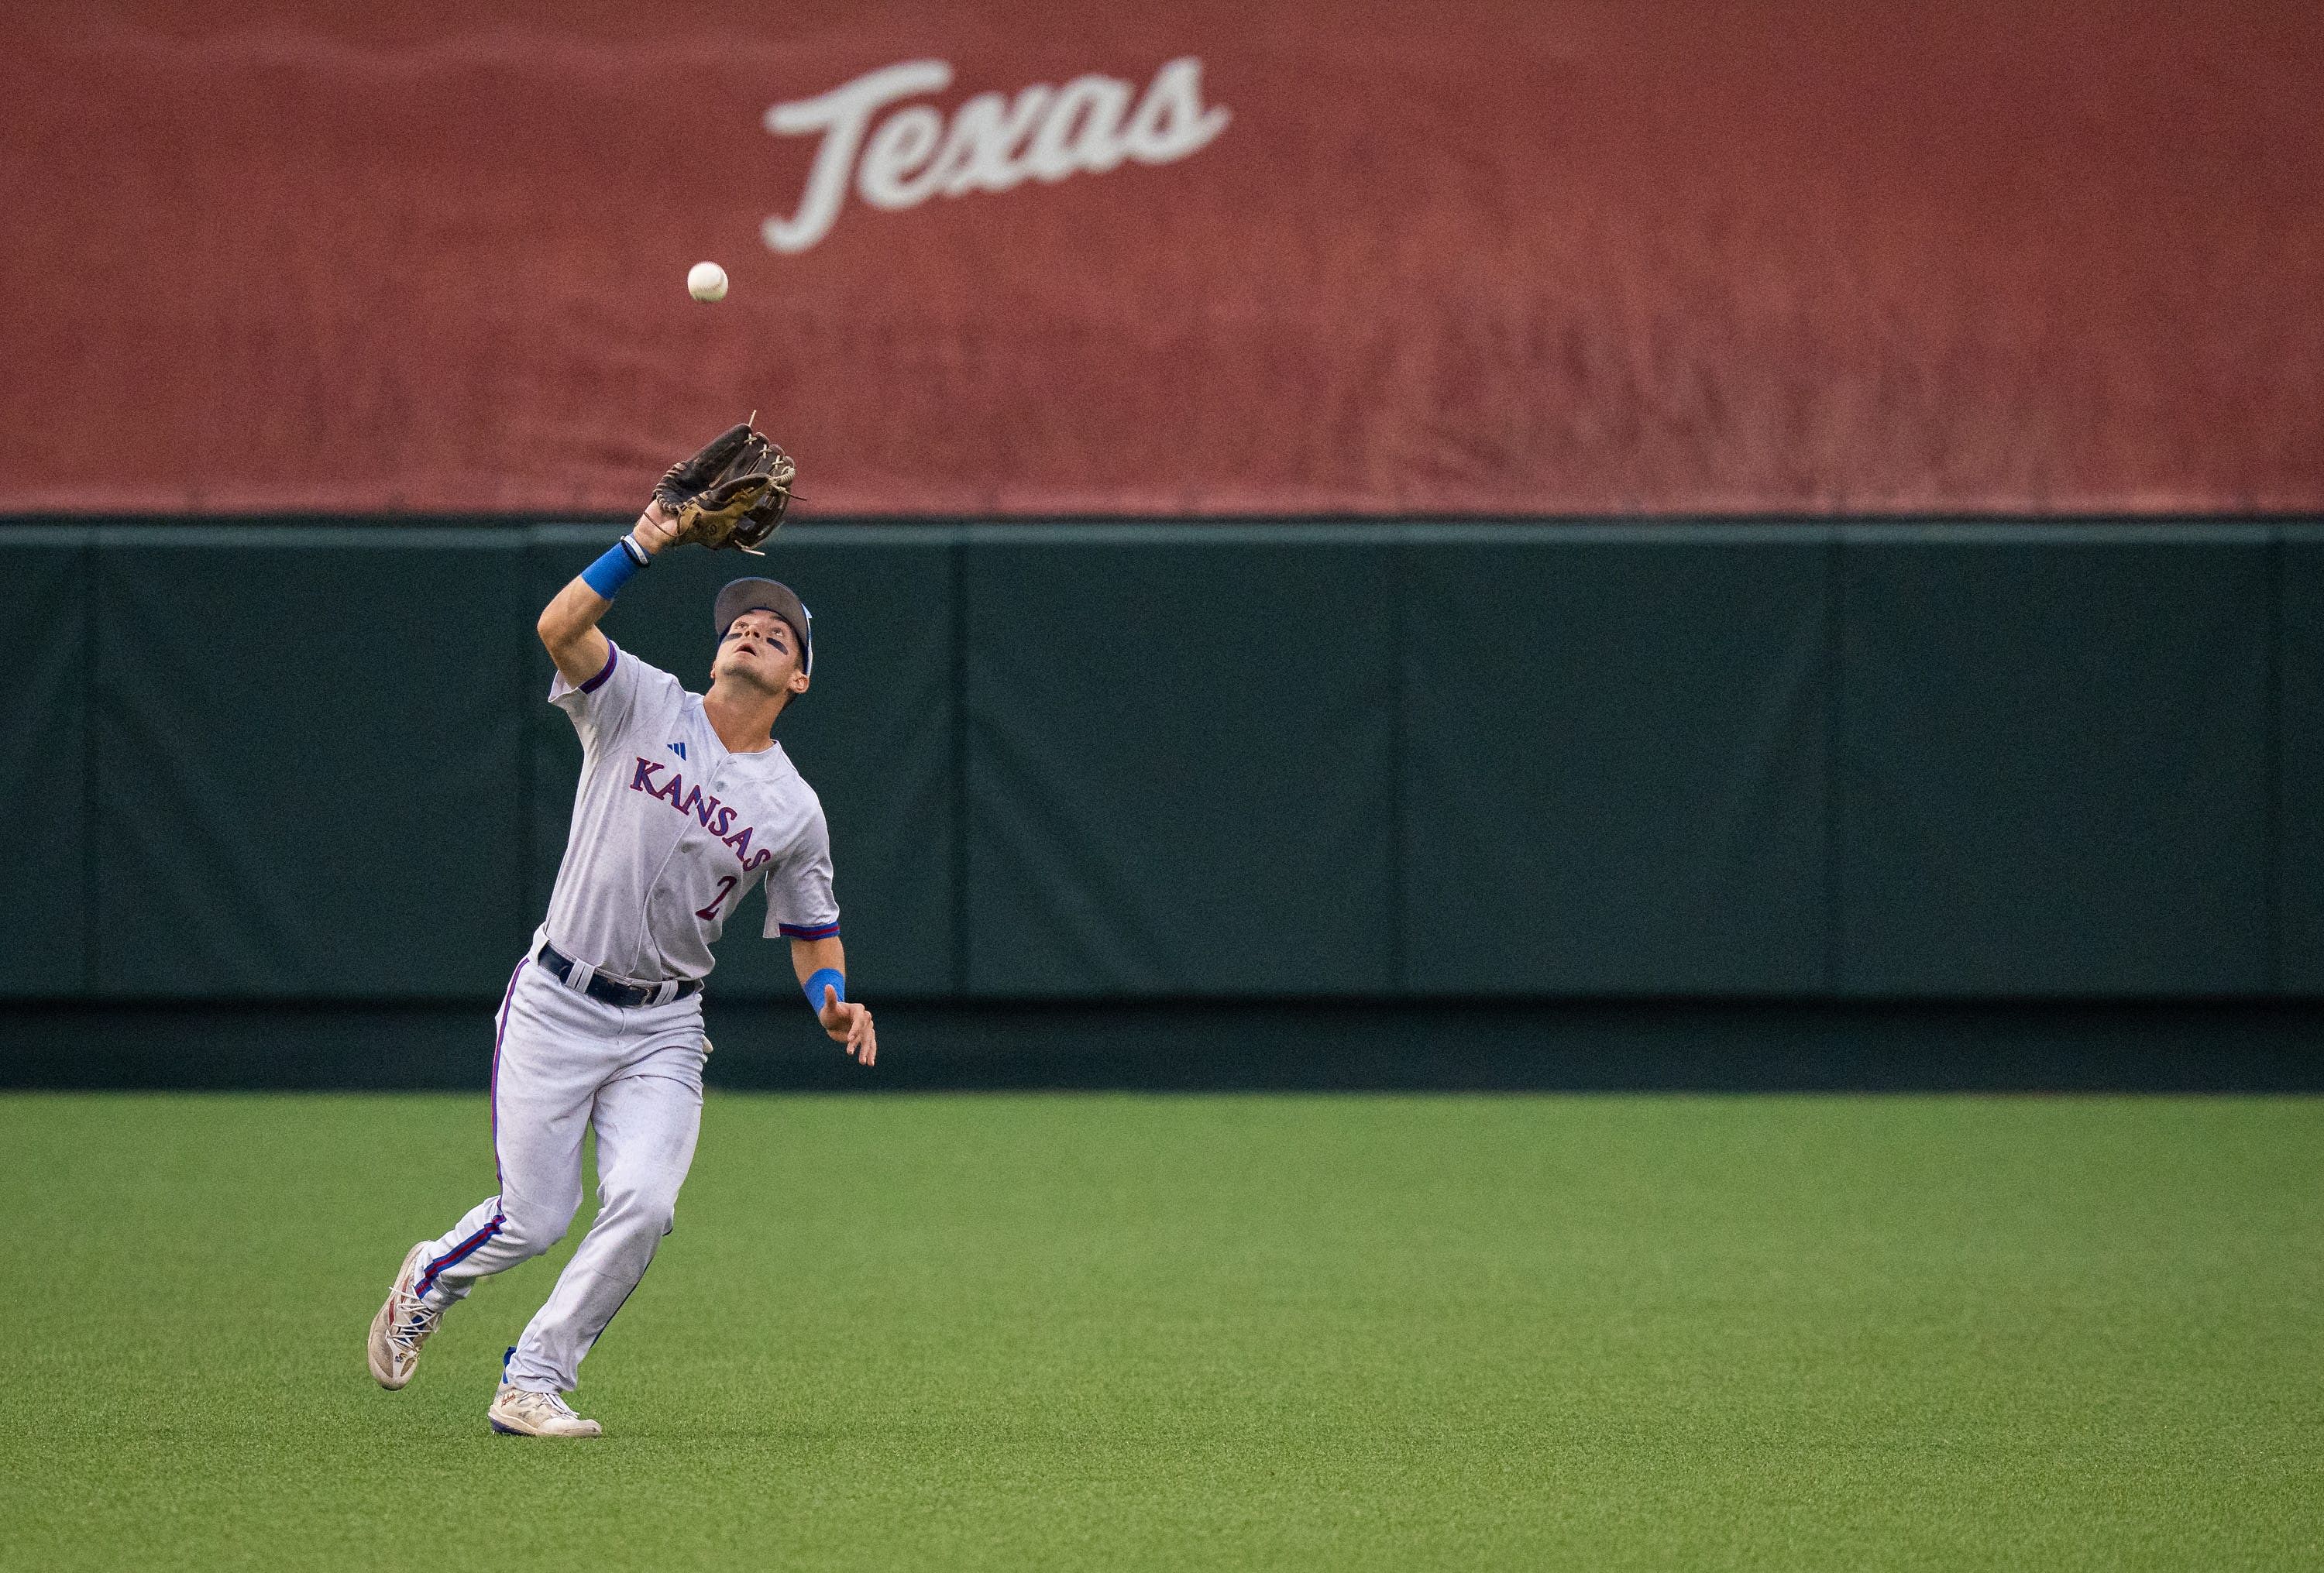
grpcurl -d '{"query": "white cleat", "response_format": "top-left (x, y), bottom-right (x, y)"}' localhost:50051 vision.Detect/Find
top-left (366, 1241), bottom-right (443, 1389)
top-left (488, 1381), bottom-right (604, 1438)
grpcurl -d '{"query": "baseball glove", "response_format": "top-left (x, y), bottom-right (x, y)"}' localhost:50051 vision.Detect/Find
top-left (653, 423), bottom-right (796, 554)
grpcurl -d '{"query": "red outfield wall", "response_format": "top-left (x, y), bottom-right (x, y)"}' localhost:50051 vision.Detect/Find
top-left (4, 2), bottom-right (2319, 516)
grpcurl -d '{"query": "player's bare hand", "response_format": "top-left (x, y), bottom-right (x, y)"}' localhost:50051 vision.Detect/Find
top-left (632, 500), bottom-right (682, 556)
top-left (819, 987), bottom-right (876, 1066)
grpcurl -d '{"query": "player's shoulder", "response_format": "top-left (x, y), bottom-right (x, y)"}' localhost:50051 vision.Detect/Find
top-left (603, 646), bottom-right (691, 719)
top-left (743, 741), bottom-right (826, 812)
top-left (562, 639), bottom-right (684, 702)
top-left (553, 638), bottom-right (674, 714)
top-left (618, 644), bottom-right (687, 695)
top-left (744, 738), bottom-right (813, 787)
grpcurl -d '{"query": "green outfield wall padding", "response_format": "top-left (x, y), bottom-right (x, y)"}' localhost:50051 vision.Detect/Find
top-left (1404, 529), bottom-right (1832, 994)
top-left (962, 529), bottom-right (1398, 996)
top-left (527, 531), bottom-right (957, 1000)
top-left (2, 522), bottom-right (2316, 1008)
top-left (2281, 531), bottom-right (2324, 992)
top-left (0, 535), bottom-right (91, 996)
top-left (1836, 527), bottom-right (2274, 996)
top-left (91, 531), bottom-right (533, 997)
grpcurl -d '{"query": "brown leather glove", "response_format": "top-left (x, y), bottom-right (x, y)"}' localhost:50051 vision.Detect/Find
top-left (652, 423), bottom-right (796, 553)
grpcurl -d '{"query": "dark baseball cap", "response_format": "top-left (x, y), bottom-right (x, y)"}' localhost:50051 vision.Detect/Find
top-left (713, 577), bottom-right (812, 679)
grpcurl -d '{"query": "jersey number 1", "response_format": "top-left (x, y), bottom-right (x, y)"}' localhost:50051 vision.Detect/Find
top-left (696, 875), bottom-right (737, 922)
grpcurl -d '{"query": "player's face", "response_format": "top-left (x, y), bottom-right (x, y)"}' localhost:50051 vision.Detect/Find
top-left (714, 610), bottom-right (805, 697)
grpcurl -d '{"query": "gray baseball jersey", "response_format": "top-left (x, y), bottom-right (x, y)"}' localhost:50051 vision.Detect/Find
top-left (541, 640), bottom-right (839, 984)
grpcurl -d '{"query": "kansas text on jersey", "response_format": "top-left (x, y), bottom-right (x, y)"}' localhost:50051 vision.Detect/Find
top-left (541, 641), bottom-right (839, 985)
top-left (625, 758), bottom-right (777, 873)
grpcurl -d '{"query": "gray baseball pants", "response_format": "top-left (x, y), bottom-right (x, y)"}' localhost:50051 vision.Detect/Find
top-left (414, 953), bottom-right (706, 1394)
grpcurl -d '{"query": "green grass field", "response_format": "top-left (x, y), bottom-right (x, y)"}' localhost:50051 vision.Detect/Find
top-left (2, 1092), bottom-right (2319, 1570)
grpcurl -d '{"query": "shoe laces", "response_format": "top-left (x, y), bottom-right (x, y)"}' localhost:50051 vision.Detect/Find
top-left (507, 1386), bottom-right (580, 1421)
top-left (387, 1286), bottom-right (440, 1353)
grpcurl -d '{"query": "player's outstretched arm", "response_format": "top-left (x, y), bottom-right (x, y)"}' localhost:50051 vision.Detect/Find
top-left (537, 502), bottom-right (684, 687)
top-left (791, 936), bottom-right (875, 1066)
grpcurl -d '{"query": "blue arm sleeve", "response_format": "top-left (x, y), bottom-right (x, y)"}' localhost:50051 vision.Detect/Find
top-left (803, 967), bottom-right (846, 1011)
top-left (579, 534), bottom-right (649, 599)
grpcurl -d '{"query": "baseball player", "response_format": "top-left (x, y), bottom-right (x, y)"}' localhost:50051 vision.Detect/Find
top-left (365, 424), bottom-right (875, 1437)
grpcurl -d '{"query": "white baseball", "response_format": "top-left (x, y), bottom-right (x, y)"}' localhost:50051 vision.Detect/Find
top-left (686, 261), bottom-right (728, 303)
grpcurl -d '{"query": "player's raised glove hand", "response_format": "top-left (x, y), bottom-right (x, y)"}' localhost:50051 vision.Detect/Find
top-left (631, 497), bottom-right (683, 554)
top-left (651, 421), bottom-right (796, 555)
top-left (818, 985), bottom-right (876, 1067)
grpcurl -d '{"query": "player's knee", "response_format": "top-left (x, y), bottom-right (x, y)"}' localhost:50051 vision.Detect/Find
top-left (606, 1182), bottom-right (680, 1239)
top-left (634, 1196), bottom-right (680, 1239)
top-left (499, 1199), bottom-right (577, 1258)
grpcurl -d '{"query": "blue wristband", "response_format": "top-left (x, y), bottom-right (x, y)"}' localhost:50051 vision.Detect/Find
top-left (579, 534), bottom-right (649, 599)
top-left (803, 968), bottom-right (846, 1011)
